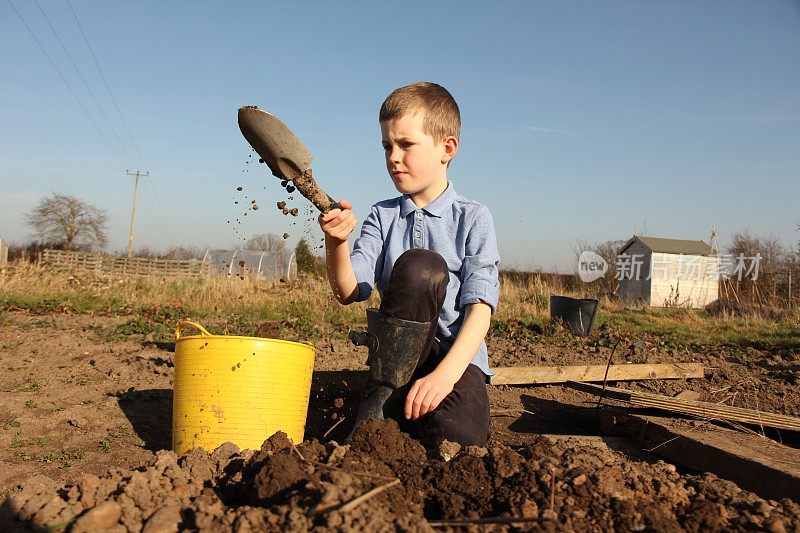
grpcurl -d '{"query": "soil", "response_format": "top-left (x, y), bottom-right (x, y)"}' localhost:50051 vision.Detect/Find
top-left (292, 169), bottom-right (335, 214)
top-left (1, 310), bottom-right (799, 531)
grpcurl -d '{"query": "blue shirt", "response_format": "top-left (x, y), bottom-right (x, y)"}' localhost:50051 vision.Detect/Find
top-left (350, 182), bottom-right (501, 378)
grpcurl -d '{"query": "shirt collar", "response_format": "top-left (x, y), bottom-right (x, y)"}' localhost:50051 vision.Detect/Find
top-left (400, 181), bottom-right (456, 218)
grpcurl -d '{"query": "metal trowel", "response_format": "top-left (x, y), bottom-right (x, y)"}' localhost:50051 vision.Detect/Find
top-left (237, 106), bottom-right (339, 213)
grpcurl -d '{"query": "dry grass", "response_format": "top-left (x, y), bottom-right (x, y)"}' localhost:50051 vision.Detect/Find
top-left (1, 262), bottom-right (797, 348)
top-left (0, 263), bottom-right (370, 334)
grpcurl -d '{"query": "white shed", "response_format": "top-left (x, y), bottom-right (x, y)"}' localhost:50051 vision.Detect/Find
top-left (617, 236), bottom-right (718, 308)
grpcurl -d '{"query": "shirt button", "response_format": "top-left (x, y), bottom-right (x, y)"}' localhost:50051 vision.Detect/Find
top-left (416, 212), bottom-right (423, 219)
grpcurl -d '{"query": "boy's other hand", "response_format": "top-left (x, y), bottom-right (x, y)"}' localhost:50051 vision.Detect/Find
top-left (404, 369), bottom-right (456, 420)
top-left (318, 200), bottom-right (356, 244)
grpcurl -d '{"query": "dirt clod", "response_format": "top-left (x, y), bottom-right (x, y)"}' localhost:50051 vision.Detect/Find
top-left (141, 504), bottom-right (181, 533)
top-left (438, 439), bottom-right (461, 461)
top-left (72, 500), bottom-right (122, 532)
top-left (3, 419), bottom-right (800, 531)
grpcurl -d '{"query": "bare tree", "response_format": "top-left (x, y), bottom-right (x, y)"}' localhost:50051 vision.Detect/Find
top-left (727, 231), bottom-right (785, 278)
top-left (26, 193), bottom-right (108, 251)
top-left (726, 231), bottom-right (795, 305)
top-left (245, 233), bottom-right (288, 264)
top-left (161, 245), bottom-right (204, 260)
top-left (572, 237), bottom-right (627, 292)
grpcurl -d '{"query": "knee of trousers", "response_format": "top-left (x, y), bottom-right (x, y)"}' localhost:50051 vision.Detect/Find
top-left (420, 409), bottom-right (489, 447)
top-left (392, 249), bottom-right (449, 293)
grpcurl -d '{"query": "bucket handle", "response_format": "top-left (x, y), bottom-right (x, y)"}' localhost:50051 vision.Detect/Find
top-left (175, 320), bottom-right (213, 341)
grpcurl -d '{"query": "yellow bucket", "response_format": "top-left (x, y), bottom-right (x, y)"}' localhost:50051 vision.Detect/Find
top-left (172, 320), bottom-right (314, 455)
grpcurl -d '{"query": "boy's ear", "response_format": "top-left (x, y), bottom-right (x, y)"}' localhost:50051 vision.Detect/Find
top-left (441, 135), bottom-right (459, 165)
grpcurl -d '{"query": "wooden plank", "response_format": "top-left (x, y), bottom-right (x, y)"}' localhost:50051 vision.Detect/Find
top-left (597, 407), bottom-right (800, 502)
top-left (566, 381), bottom-right (800, 431)
top-left (491, 363), bottom-right (704, 385)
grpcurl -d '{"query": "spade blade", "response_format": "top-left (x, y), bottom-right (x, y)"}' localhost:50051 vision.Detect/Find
top-left (237, 106), bottom-right (313, 182)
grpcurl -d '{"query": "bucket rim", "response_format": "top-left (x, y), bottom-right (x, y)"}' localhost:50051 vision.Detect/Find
top-left (549, 295), bottom-right (600, 304)
top-left (174, 320), bottom-right (314, 350)
top-left (174, 333), bottom-right (315, 350)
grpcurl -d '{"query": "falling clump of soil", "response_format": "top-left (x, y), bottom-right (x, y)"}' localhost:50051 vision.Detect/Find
top-left (3, 420), bottom-right (800, 531)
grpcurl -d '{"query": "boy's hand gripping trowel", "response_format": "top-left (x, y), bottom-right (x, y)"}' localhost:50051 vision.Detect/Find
top-left (237, 106), bottom-right (339, 213)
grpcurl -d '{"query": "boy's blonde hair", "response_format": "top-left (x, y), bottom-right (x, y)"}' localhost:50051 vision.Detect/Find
top-left (379, 82), bottom-right (461, 142)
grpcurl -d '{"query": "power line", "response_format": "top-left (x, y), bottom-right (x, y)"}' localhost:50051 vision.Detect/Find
top-left (142, 179), bottom-right (179, 245)
top-left (33, 0), bottom-right (135, 168)
top-left (66, 0), bottom-right (180, 247)
top-left (12, 0), bottom-right (181, 252)
top-left (7, 0), bottom-right (127, 167)
top-left (66, 0), bottom-right (147, 171)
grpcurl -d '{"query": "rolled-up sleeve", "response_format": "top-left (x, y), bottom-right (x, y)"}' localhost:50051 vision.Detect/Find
top-left (350, 206), bottom-right (384, 302)
top-left (458, 205), bottom-right (501, 313)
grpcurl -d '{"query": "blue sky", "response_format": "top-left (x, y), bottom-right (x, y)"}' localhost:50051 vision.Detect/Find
top-left (1, 0), bottom-right (798, 271)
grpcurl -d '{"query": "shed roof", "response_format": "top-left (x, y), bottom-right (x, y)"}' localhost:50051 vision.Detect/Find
top-left (619, 235), bottom-right (712, 256)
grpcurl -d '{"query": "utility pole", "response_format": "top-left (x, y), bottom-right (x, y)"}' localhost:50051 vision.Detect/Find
top-left (125, 170), bottom-right (149, 258)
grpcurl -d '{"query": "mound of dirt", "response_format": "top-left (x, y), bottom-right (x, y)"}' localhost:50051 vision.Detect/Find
top-left (3, 420), bottom-right (799, 532)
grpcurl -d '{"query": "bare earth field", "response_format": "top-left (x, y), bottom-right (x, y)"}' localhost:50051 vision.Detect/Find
top-left (1, 309), bottom-right (799, 531)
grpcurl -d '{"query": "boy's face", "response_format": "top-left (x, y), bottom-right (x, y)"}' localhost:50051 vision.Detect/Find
top-left (380, 111), bottom-right (457, 206)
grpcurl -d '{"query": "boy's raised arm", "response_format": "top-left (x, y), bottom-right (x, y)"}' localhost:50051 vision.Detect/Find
top-left (319, 200), bottom-right (359, 304)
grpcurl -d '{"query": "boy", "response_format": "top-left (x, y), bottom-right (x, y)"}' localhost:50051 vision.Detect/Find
top-left (318, 82), bottom-right (500, 447)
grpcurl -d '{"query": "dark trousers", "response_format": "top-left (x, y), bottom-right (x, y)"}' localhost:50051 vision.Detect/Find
top-left (379, 249), bottom-right (490, 447)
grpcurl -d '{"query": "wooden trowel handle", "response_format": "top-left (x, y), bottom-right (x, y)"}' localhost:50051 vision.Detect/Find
top-left (293, 169), bottom-right (340, 214)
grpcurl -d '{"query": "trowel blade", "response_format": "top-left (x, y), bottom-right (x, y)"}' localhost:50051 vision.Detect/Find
top-left (237, 106), bottom-right (313, 182)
